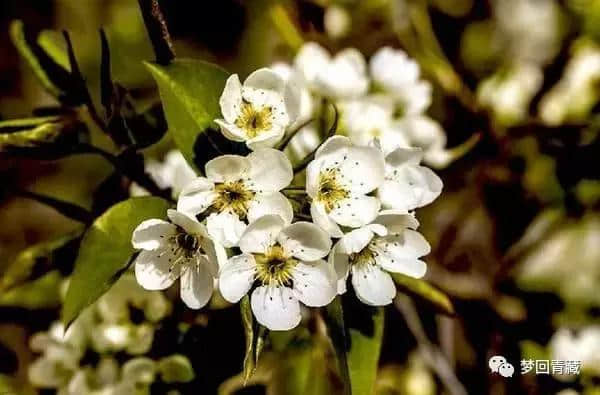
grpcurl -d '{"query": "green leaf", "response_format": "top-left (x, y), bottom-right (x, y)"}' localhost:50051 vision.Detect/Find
top-left (62, 197), bottom-right (170, 327)
top-left (144, 59), bottom-right (229, 171)
top-left (158, 354), bottom-right (195, 383)
top-left (347, 307), bottom-right (384, 395)
top-left (240, 295), bottom-right (256, 384)
top-left (0, 229), bottom-right (83, 292)
top-left (325, 297), bottom-right (385, 395)
top-left (0, 271), bottom-right (63, 309)
top-left (391, 273), bottom-right (455, 315)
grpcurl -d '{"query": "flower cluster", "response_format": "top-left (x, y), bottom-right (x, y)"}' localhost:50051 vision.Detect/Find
top-left (131, 43), bottom-right (443, 331)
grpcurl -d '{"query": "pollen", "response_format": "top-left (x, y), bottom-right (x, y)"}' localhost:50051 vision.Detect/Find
top-left (316, 169), bottom-right (349, 213)
top-left (349, 245), bottom-right (377, 269)
top-left (213, 180), bottom-right (255, 218)
top-left (255, 245), bottom-right (297, 287)
top-left (235, 101), bottom-right (273, 138)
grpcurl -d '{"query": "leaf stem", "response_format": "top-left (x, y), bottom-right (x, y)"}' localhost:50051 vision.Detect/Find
top-left (17, 189), bottom-right (93, 224)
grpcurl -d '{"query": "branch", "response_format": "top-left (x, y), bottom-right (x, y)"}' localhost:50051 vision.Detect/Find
top-left (394, 295), bottom-right (468, 395)
top-left (293, 103), bottom-right (338, 173)
top-left (17, 190), bottom-right (93, 224)
top-left (138, 0), bottom-right (175, 65)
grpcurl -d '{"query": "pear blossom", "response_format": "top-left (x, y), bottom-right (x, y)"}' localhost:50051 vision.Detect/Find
top-left (295, 42), bottom-right (369, 99)
top-left (130, 150), bottom-right (197, 198)
top-left (216, 68), bottom-right (301, 149)
top-left (219, 215), bottom-right (336, 330)
top-left (306, 136), bottom-right (385, 237)
top-left (550, 326), bottom-right (600, 378)
top-left (330, 211), bottom-right (430, 305)
top-left (177, 148), bottom-right (294, 247)
top-left (131, 209), bottom-right (224, 309)
top-left (378, 147), bottom-right (443, 212)
top-left (271, 62), bottom-right (314, 128)
top-left (369, 47), bottom-right (432, 116)
top-left (343, 97), bottom-right (410, 154)
top-left (397, 116), bottom-right (452, 169)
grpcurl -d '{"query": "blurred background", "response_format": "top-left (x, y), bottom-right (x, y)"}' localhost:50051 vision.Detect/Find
top-left (0, 0), bottom-right (599, 394)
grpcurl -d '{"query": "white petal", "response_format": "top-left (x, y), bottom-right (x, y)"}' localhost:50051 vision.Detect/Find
top-left (315, 48), bottom-right (369, 98)
top-left (371, 231), bottom-right (430, 279)
top-left (205, 155), bottom-right (250, 183)
top-left (329, 242), bottom-right (350, 294)
top-left (246, 128), bottom-right (286, 150)
top-left (340, 146), bottom-right (385, 194)
top-left (385, 146), bottom-right (423, 167)
top-left (180, 261), bottom-right (214, 309)
top-left (277, 221), bottom-right (332, 261)
top-left (314, 135), bottom-right (352, 159)
top-left (167, 209), bottom-right (204, 235)
top-left (206, 211), bottom-right (247, 248)
top-left (219, 254), bottom-right (257, 303)
top-left (379, 166), bottom-right (443, 211)
top-left (220, 74), bottom-right (243, 123)
top-left (134, 249), bottom-right (180, 290)
top-left (310, 201), bottom-right (344, 238)
top-left (294, 42), bottom-right (331, 85)
top-left (338, 227), bottom-right (375, 254)
top-left (176, 178), bottom-right (216, 217)
top-left (251, 286), bottom-right (301, 330)
top-left (284, 79), bottom-right (302, 124)
top-left (244, 68), bottom-right (286, 95)
top-left (351, 265), bottom-right (396, 306)
top-left (329, 195), bottom-right (381, 228)
top-left (216, 119), bottom-right (248, 142)
top-left (247, 148), bottom-right (293, 191)
top-left (247, 192), bottom-right (293, 225)
top-left (374, 210), bottom-right (420, 232)
top-left (370, 47), bottom-right (419, 91)
top-left (292, 260), bottom-right (337, 306)
top-left (131, 219), bottom-right (176, 250)
top-left (238, 214), bottom-right (285, 254)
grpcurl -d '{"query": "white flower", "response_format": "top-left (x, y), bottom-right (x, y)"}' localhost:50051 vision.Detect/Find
top-left (271, 62), bottom-right (315, 128)
top-left (396, 116), bottom-right (452, 169)
top-left (550, 326), bottom-right (600, 378)
top-left (306, 136), bottom-right (385, 237)
top-left (369, 47), bottom-right (432, 116)
top-left (378, 147), bottom-right (443, 212)
top-left (131, 209), bottom-right (224, 309)
top-left (324, 5), bottom-right (351, 39)
top-left (130, 150), bottom-right (197, 198)
top-left (330, 211), bottom-right (430, 305)
top-left (295, 42), bottom-right (369, 99)
top-left (343, 97), bottom-right (410, 154)
top-left (216, 68), bottom-right (301, 150)
top-left (177, 148), bottom-right (294, 247)
top-left (219, 215), bottom-right (336, 330)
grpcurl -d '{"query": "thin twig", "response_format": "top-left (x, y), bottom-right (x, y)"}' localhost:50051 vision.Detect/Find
top-left (276, 118), bottom-right (314, 150)
top-left (395, 295), bottom-right (468, 395)
top-left (17, 190), bottom-right (93, 224)
top-left (293, 103), bottom-right (338, 173)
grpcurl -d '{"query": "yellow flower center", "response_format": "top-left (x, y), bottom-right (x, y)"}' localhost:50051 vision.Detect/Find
top-left (316, 169), bottom-right (349, 213)
top-left (235, 101), bottom-right (273, 138)
top-left (213, 180), bottom-right (255, 219)
top-left (349, 245), bottom-right (377, 269)
top-left (255, 245), bottom-right (297, 287)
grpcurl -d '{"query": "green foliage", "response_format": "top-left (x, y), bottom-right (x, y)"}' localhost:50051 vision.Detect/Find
top-left (241, 295), bottom-right (256, 383)
top-left (325, 297), bottom-right (385, 395)
top-left (0, 229), bottom-right (83, 292)
top-left (0, 271), bottom-right (63, 309)
top-left (62, 197), bottom-right (170, 327)
top-left (145, 59), bottom-right (229, 171)
top-left (392, 273), bottom-right (455, 315)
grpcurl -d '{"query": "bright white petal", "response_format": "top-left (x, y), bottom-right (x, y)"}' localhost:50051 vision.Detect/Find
top-left (132, 219), bottom-right (176, 250)
top-left (246, 128), bottom-right (286, 150)
top-left (134, 249), bottom-right (179, 290)
top-left (167, 209), bottom-right (205, 235)
top-left (244, 68), bottom-right (286, 95)
top-left (338, 227), bottom-right (375, 254)
top-left (339, 146), bottom-right (385, 194)
top-left (374, 210), bottom-right (420, 232)
top-left (176, 178), bottom-right (216, 217)
top-left (351, 265), bottom-right (396, 306)
top-left (247, 148), bottom-right (293, 191)
top-left (292, 260), bottom-right (337, 306)
top-left (385, 146), bottom-right (423, 167)
top-left (380, 166), bottom-right (443, 211)
top-left (238, 214), bottom-right (285, 254)
top-left (371, 231), bottom-right (430, 278)
top-left (329, 242), bottom-right (350, 294)
top-left (216, 119), bottom-right (248, 142)
top-left (247, 192), bottom-right (293, 225)
top-left (205, 155), bottom-right (250, 183)
top-left (315, 135), bottom-right (352, 159)
top-left (206, 211), bottom-right (247, 248)
top-left (294, 42), bottom-right (331, 85)
top-left (310, 201), bottom-right (344, 238)
top-left (219, 254), bottom-right (257, 303)
top-left (277, 221), bottom-right (332, 261)
top-left (284, 79), bottom-right (302, 124)
top-left (220, 74), bottom-right (243, 123)
top-left (180, 261), bottom-right (214, 309)
top-left (251, 286), bottom-right (301, 331)
top-left (329, 195), bottom-right (380, 228)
